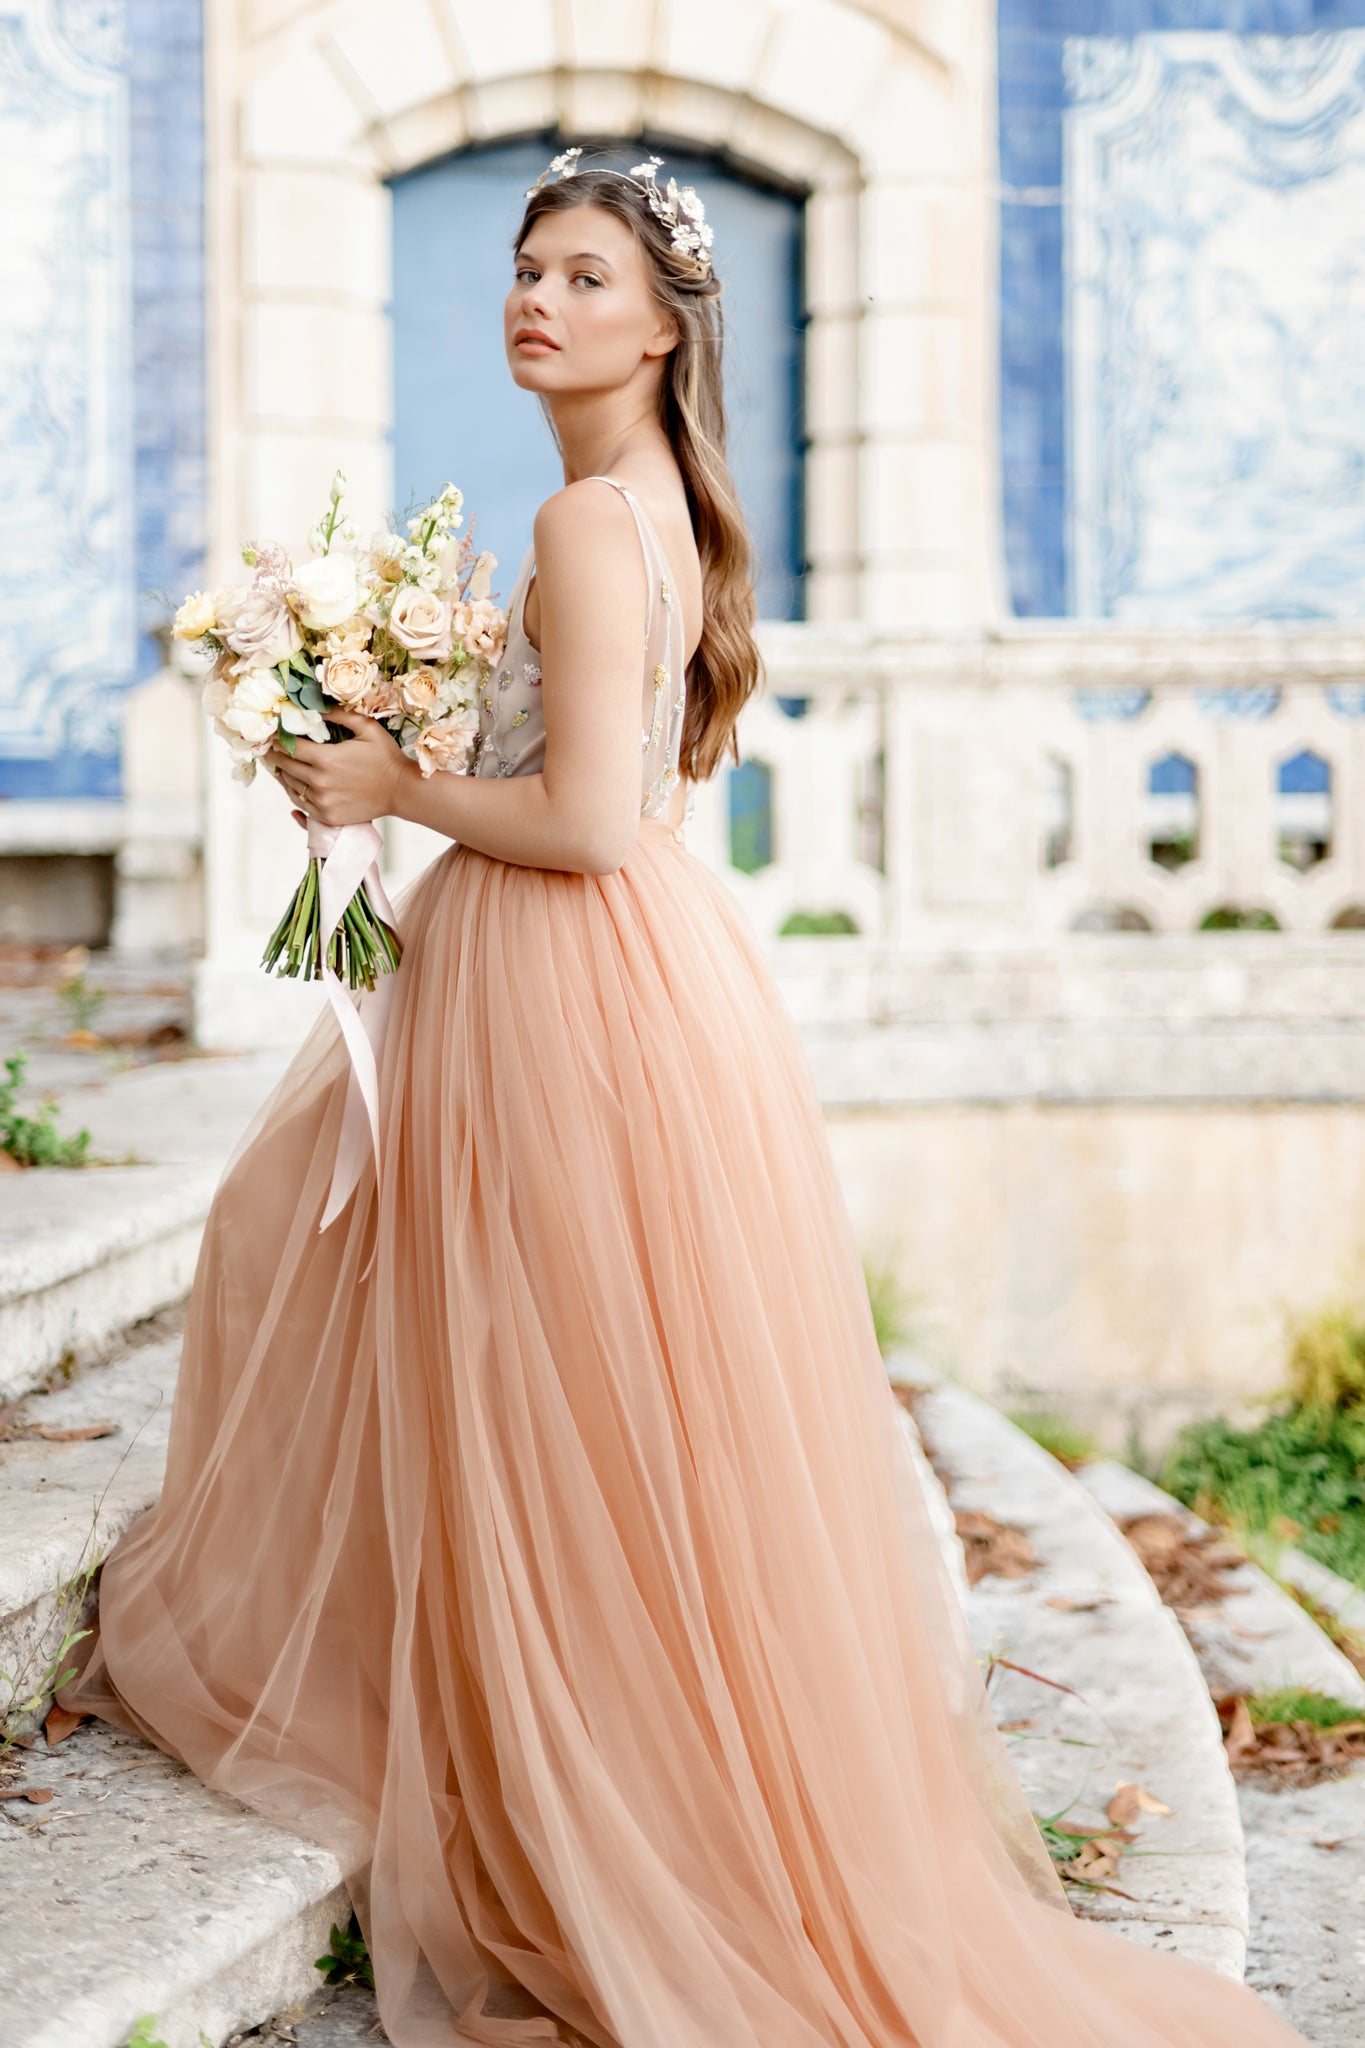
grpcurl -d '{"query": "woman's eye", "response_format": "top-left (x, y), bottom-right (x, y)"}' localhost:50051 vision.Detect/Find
top-left (514, 267), bottom-right (539, 283)
top-left (573, 272), bottom-right (603, 290)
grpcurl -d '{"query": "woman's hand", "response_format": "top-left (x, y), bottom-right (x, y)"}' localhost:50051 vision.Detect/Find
top-left (269, 711), bottom-right (411, 827)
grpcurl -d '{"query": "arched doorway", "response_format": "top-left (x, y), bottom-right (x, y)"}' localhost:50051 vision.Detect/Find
top-left (390, 138), bottom-right (807, 621)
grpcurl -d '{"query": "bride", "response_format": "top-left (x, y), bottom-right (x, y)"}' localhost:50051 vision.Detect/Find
top-left (59, 151), bottom-right (1307, 2047)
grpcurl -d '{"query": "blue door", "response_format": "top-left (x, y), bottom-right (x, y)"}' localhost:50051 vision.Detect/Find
top-left (390, 139), bottom-right (805, 621)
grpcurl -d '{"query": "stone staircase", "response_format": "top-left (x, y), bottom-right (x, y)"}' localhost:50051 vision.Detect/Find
top-left (2, 1194), bottom-right (1360, 2044)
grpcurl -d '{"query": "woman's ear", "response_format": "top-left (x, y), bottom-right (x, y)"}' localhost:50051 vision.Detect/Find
top-left (645, 309), bottom-right (680, 361)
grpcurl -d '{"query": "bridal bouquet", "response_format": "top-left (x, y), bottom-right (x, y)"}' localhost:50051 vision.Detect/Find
top-left (172, 474), bottom-right (505, 991)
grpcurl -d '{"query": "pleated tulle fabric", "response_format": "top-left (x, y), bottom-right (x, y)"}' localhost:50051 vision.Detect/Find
top-left (58, 817), bottom-right (1308, 2048)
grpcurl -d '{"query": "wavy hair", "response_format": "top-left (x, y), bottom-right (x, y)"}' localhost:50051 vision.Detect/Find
top-left (514, 160), bottom-right (762, 780)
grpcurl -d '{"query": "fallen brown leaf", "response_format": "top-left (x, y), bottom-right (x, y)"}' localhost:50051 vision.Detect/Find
top-left (0, 1785), bottom-right (53, 1803)
top-left (1044, 1594), bottom-right (1110, 1613)
top-left (954, 1508), bottom-right (1038, 1586)
top-left (1215, 1695), bottom-right (1365, 1786)
top-left (27, 1419), bottom-right (117, 1442)
top-left (1108, 1782), bottom-right (1173, 1825)
top-left (1122, 1514), bottom-right (1249, 1617)
top-left (44, 1703), bottom-right (85, 1747)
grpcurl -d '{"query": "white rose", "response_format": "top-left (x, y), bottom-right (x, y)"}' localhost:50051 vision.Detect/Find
top-left (294, 552), bottom-right (367, 631)
top-left (216, 581), bottom-right (301, 672)
top-left (388, 584), bottom-right (454, 661)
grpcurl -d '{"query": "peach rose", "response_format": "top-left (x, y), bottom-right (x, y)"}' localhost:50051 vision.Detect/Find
top-left (414, 708), bottom-right (478, 777)
top-left (387, 584), bottom-right (453, 661)
top-left (398, 665), bottom-right (443, 717)
top-left (318, 648), bottom-right (381, 706)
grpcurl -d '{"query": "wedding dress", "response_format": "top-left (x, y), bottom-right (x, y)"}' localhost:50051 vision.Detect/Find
top-left (59, 479), bottom-right (1305, 2047)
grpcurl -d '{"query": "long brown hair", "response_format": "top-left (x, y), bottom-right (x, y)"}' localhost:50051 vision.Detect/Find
top-left (514, 159), bottom-right (762, 780)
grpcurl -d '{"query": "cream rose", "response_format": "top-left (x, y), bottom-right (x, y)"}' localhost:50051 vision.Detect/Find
top-left (397, 665), bottom-right (444, 717)
top-left (294, 552), bottom-right (367, 632)
top-left (216, 582), bottom-right (301, 672)
top-left (387, 584), bottom-right (453, 661)
top-left (413, 708), bottom-right (478, 778)
top-left (453, 597), bottom-right (506, 668)
top-left (173, 589), bottom-right (217, 640)
top-left (319, 648), bottom-right (381, 706)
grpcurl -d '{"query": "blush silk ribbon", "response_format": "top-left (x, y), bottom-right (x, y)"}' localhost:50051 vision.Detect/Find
top-left (306, 817), bottom-right (400, 1245)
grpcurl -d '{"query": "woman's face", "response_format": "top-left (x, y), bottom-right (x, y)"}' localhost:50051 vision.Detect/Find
top-left (504, 201), bottom-right (675, 396)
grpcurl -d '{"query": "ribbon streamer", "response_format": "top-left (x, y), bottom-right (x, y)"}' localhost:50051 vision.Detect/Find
top-left (305, 817), bottom-right (401, 1241)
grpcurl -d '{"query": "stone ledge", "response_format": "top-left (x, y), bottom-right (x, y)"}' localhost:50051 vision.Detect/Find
top-left (892, 1367), bottom-right (1250, 1979)
top-left (1077, 1460), bottom-right (1365, 1708)
top-left (0, 1167), bottom-right (216, 1405)
top-left (0, 1337), bottom-right (178, 1723)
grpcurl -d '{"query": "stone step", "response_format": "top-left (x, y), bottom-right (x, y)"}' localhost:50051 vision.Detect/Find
top-left (2, 1336), bottom-right (1254, 2045)
top-left (1, 1713), bottom-right (350, 2048)
top-left (0, 1049), bottom-right (289, 1404)
top-left (891, 1366), bottom-right (1251, 1980)
top-left (1076, 1459), bottom-right (1365, 1707)
top-left (1072, 1459), bottom-right (1365, 2047)
top-left (0, 1330), bottom-right (352, 2048)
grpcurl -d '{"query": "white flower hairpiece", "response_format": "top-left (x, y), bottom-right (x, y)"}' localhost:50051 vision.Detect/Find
top-left (523, 146), bottom-right (716, 279)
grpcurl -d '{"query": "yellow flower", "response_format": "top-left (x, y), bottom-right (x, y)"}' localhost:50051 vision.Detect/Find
top-left (173, 590), bottom-right (217, 640)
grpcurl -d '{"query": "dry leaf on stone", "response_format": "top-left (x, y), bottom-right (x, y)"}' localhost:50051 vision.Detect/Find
top-left (1044, 1594), bottom-right (1110, 1613)
top-left (0, 1785), bottom-right (53, 1803)
top-left (27, 1419), bottom-right (118, 1442)
top-left (954, 1509), bottom-right (1038, 1586)
top-left (1107, 1782), bottom-right (1173, 1825)
top-left (1121, 1514), bottom-right (1249, 1617)
top-left (44, 1703), bottom-right (85, 1747)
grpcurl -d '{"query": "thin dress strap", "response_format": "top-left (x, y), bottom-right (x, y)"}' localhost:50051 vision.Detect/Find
top-left (580, 477), bottom-right (688, 824)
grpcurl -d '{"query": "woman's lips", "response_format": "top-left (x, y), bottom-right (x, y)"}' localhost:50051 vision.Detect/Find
top-left (515, 334), bottom-right (559, 354)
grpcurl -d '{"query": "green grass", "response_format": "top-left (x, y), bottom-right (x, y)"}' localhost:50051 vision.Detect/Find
top-left (863, 1259), bottom-right (919, 1357)
top-left (1008, 1411), bottom-right (1100, 1470)
top-left (777, 908), bottom-right (860, 936)
top-left (1163, 1404), bottom-right (1365, 1590)
top-left (0, 1052), bottom-right (92, 1168)
top-left (1246, 1688), bottom-right (1365, 1729)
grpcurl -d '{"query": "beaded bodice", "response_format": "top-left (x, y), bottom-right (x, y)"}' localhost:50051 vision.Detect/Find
top-left (469, 477), bottom-right (694, 829)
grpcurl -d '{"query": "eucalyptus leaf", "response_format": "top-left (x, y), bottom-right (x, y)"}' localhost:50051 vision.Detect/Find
top-left (277, 729), bottom-right (298, 757)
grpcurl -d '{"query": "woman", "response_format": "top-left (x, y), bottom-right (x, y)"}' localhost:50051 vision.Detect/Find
top-left (60, 153), bottom-right (1306, 2047)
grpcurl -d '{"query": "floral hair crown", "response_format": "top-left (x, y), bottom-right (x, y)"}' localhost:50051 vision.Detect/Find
top-left (524, 147), bottom-right (715, 279)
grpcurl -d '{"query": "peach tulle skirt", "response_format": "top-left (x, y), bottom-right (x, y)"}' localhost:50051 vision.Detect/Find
top-left (59, 818), bottom-right (1306, 2047)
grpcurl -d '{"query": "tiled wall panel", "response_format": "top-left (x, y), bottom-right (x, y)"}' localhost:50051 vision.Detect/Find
top-left (999, 2), bottom-right (1365, 620)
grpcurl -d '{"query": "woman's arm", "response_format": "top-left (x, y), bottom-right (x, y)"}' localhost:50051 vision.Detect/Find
top-left (269, 480), bottom-right (651, 874)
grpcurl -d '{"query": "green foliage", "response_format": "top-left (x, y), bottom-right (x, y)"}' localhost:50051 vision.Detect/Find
top-left (1198, 905), bottom-right (1281, 931)
top-left (863, 1258), bottom-right (919, 1357)
top-left (1285, 1299), bottom-right (1365, 1411)
top-left (122, 2020), bottom-right (169, 2048)
top-left (54, 962), bottom-right (106, 1034)
top-left (1247, 1688), bottom-right (1365, 1730)
top-left (777, 908), bottom-right (860, 936)
top-left (0, 1052), bottom-right (91, 1168)
top-left (1009, 1411), bottom-right (1100, 1471)
top-left (1163, 1404), bottom-right (1365, 1589)
top-left (315, 1914), bottom-right (375, 1992)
